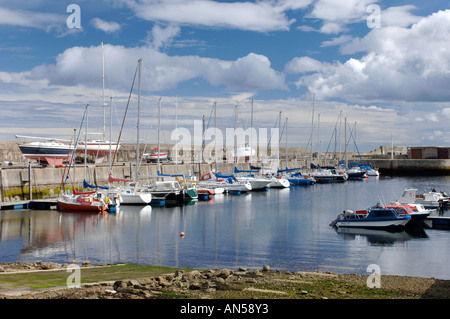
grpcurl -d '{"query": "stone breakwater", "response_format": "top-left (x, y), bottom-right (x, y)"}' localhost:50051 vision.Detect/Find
top-left (1, 262), bottom-right (450, 299)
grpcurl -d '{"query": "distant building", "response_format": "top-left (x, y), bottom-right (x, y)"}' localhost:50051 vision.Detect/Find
top-left (408, 146), bottom-right (450, 159)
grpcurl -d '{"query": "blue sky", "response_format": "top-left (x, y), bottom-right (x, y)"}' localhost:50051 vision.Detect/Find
top-left (1, 0), bottom-right (450, 153)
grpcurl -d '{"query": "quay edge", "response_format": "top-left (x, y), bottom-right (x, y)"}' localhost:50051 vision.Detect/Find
top-left (367, 159), bottom-right (450, 176)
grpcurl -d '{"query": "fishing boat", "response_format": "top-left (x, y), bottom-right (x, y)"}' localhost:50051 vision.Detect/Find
top-left (17, 137), bottom-right (74, 166)
top-left (331, 207), bottom-right (411, 230)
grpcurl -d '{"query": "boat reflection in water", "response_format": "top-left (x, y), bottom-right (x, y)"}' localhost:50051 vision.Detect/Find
top-left (335, 227), bottom-right (429, 245)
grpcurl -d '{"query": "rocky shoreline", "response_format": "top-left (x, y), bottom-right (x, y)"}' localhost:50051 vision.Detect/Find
top-left (1, 261), bottom-right (449, 299)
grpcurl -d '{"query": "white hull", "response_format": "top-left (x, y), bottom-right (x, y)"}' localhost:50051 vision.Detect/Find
top-left (236, 177), bottom-right (271, 190)
top-left (199, 181), bottom-right (252, 192)
top-left (120, 193), bottom-right (152, 205)
top-left (269, 177), bottom-right (290, 188)
top-left (335, 218), bottom-right (409, 229)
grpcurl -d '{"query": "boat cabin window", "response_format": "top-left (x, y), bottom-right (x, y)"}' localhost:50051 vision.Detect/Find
top-left (370, 209), bottom-right (395, 217)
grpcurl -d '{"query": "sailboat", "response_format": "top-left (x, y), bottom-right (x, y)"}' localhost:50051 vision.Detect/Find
top-left (16, 135), bottom-right (74, 167)
top-left (57, 105), bottom-right (111, 213)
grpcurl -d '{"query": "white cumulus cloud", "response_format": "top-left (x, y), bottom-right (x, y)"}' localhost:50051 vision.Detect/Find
top-left (91, 18), bottom-right (121, 33)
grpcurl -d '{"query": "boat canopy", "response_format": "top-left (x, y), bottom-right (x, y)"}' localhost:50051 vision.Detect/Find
top-left (83, 180), bottom-right (109, 190)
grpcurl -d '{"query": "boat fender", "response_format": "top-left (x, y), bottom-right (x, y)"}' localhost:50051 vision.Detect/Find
top-left (105, 197), bottom-right (110, 204)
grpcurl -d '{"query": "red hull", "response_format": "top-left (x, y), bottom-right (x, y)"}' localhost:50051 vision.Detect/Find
top-left (57, 200), bottom-right (107, 212)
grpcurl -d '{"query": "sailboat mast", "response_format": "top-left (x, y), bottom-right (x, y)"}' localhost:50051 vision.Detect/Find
top-left (250, 99), bottom-right (254, 164)
top-left (102, 42), bottom-right (106, 141)
top-left (84, 104), bottom-right (89, 189)
top-left (136, 58), bottom-right (142, 182)
top-left (109, 97), bottom-right (113, 178)
top-left (214, 101), bottom-right (217, 172)
top-left (285, 117), bottom-right (288, 170)
top-left (175, 95), bottom-right (178, 173)
top-left (157, 97), bottom-right (162, 175)
top-left (310, 94), bottom-right (315, 167)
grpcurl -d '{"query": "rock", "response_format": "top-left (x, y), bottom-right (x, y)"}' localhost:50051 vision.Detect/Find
top-left (113, 281), bottom-right (128, 290)
top-left (216, 269), bottom-right (232, 279)
top-left (82, 261), bottom-right (91, 267)
top-left (41, 262), bottom-right (61, 270)
top-left (0, 266), bottom-right (5, 272)
top-left (263, 265), bottom-right (271, 272)
top-left (189, 281), bottom-right (202, 290)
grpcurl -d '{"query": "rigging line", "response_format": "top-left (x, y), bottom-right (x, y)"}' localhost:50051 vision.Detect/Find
top-left (61, 104), bottom-right (88, 191)
top-left (194, 104), bottom-right (215, 174)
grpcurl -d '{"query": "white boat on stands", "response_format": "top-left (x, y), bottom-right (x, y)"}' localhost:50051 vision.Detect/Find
top-left (143, 148), bottom-right (168, 162)
top-left (16, 136), bottom-right (74, 166)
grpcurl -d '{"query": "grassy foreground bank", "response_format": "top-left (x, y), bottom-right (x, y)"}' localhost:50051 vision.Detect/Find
top-left (0, 263), bottom-right (449, 299)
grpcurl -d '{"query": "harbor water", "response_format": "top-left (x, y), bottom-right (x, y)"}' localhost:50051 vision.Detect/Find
top-left (1, 175), bottom-right (450, 280)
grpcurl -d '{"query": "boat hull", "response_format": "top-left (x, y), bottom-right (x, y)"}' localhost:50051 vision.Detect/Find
top-left (335, 218), bottom-right (410, 229)
top-left (19, 144), bottom-right (73, 166)
top-left (120, 193), bottom-right (152, 205)
top-left (57, 197), bottom-right (107, 212)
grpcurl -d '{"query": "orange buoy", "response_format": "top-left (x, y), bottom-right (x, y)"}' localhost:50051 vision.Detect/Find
top-left (180, 232), bottom-right (185, 238)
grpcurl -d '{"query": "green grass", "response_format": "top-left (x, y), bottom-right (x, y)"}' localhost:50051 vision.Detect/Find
top-left (0, 264), bottom-right (190, 290)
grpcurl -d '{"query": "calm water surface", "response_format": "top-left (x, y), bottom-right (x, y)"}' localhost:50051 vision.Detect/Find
top-left (1, 176), bottom-right (450, 279)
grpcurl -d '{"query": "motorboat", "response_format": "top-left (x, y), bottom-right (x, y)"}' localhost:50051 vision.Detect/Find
top-left (379, 203), bottom-right (431, 227)
top-left (310, 169), bottom-right (348, 183)
top-left (398, 188), bottom-right (450, 209)
top-left (144, 181), bottom-right (185, 205)
top-left (331, 208), bottom-right (411, 230)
